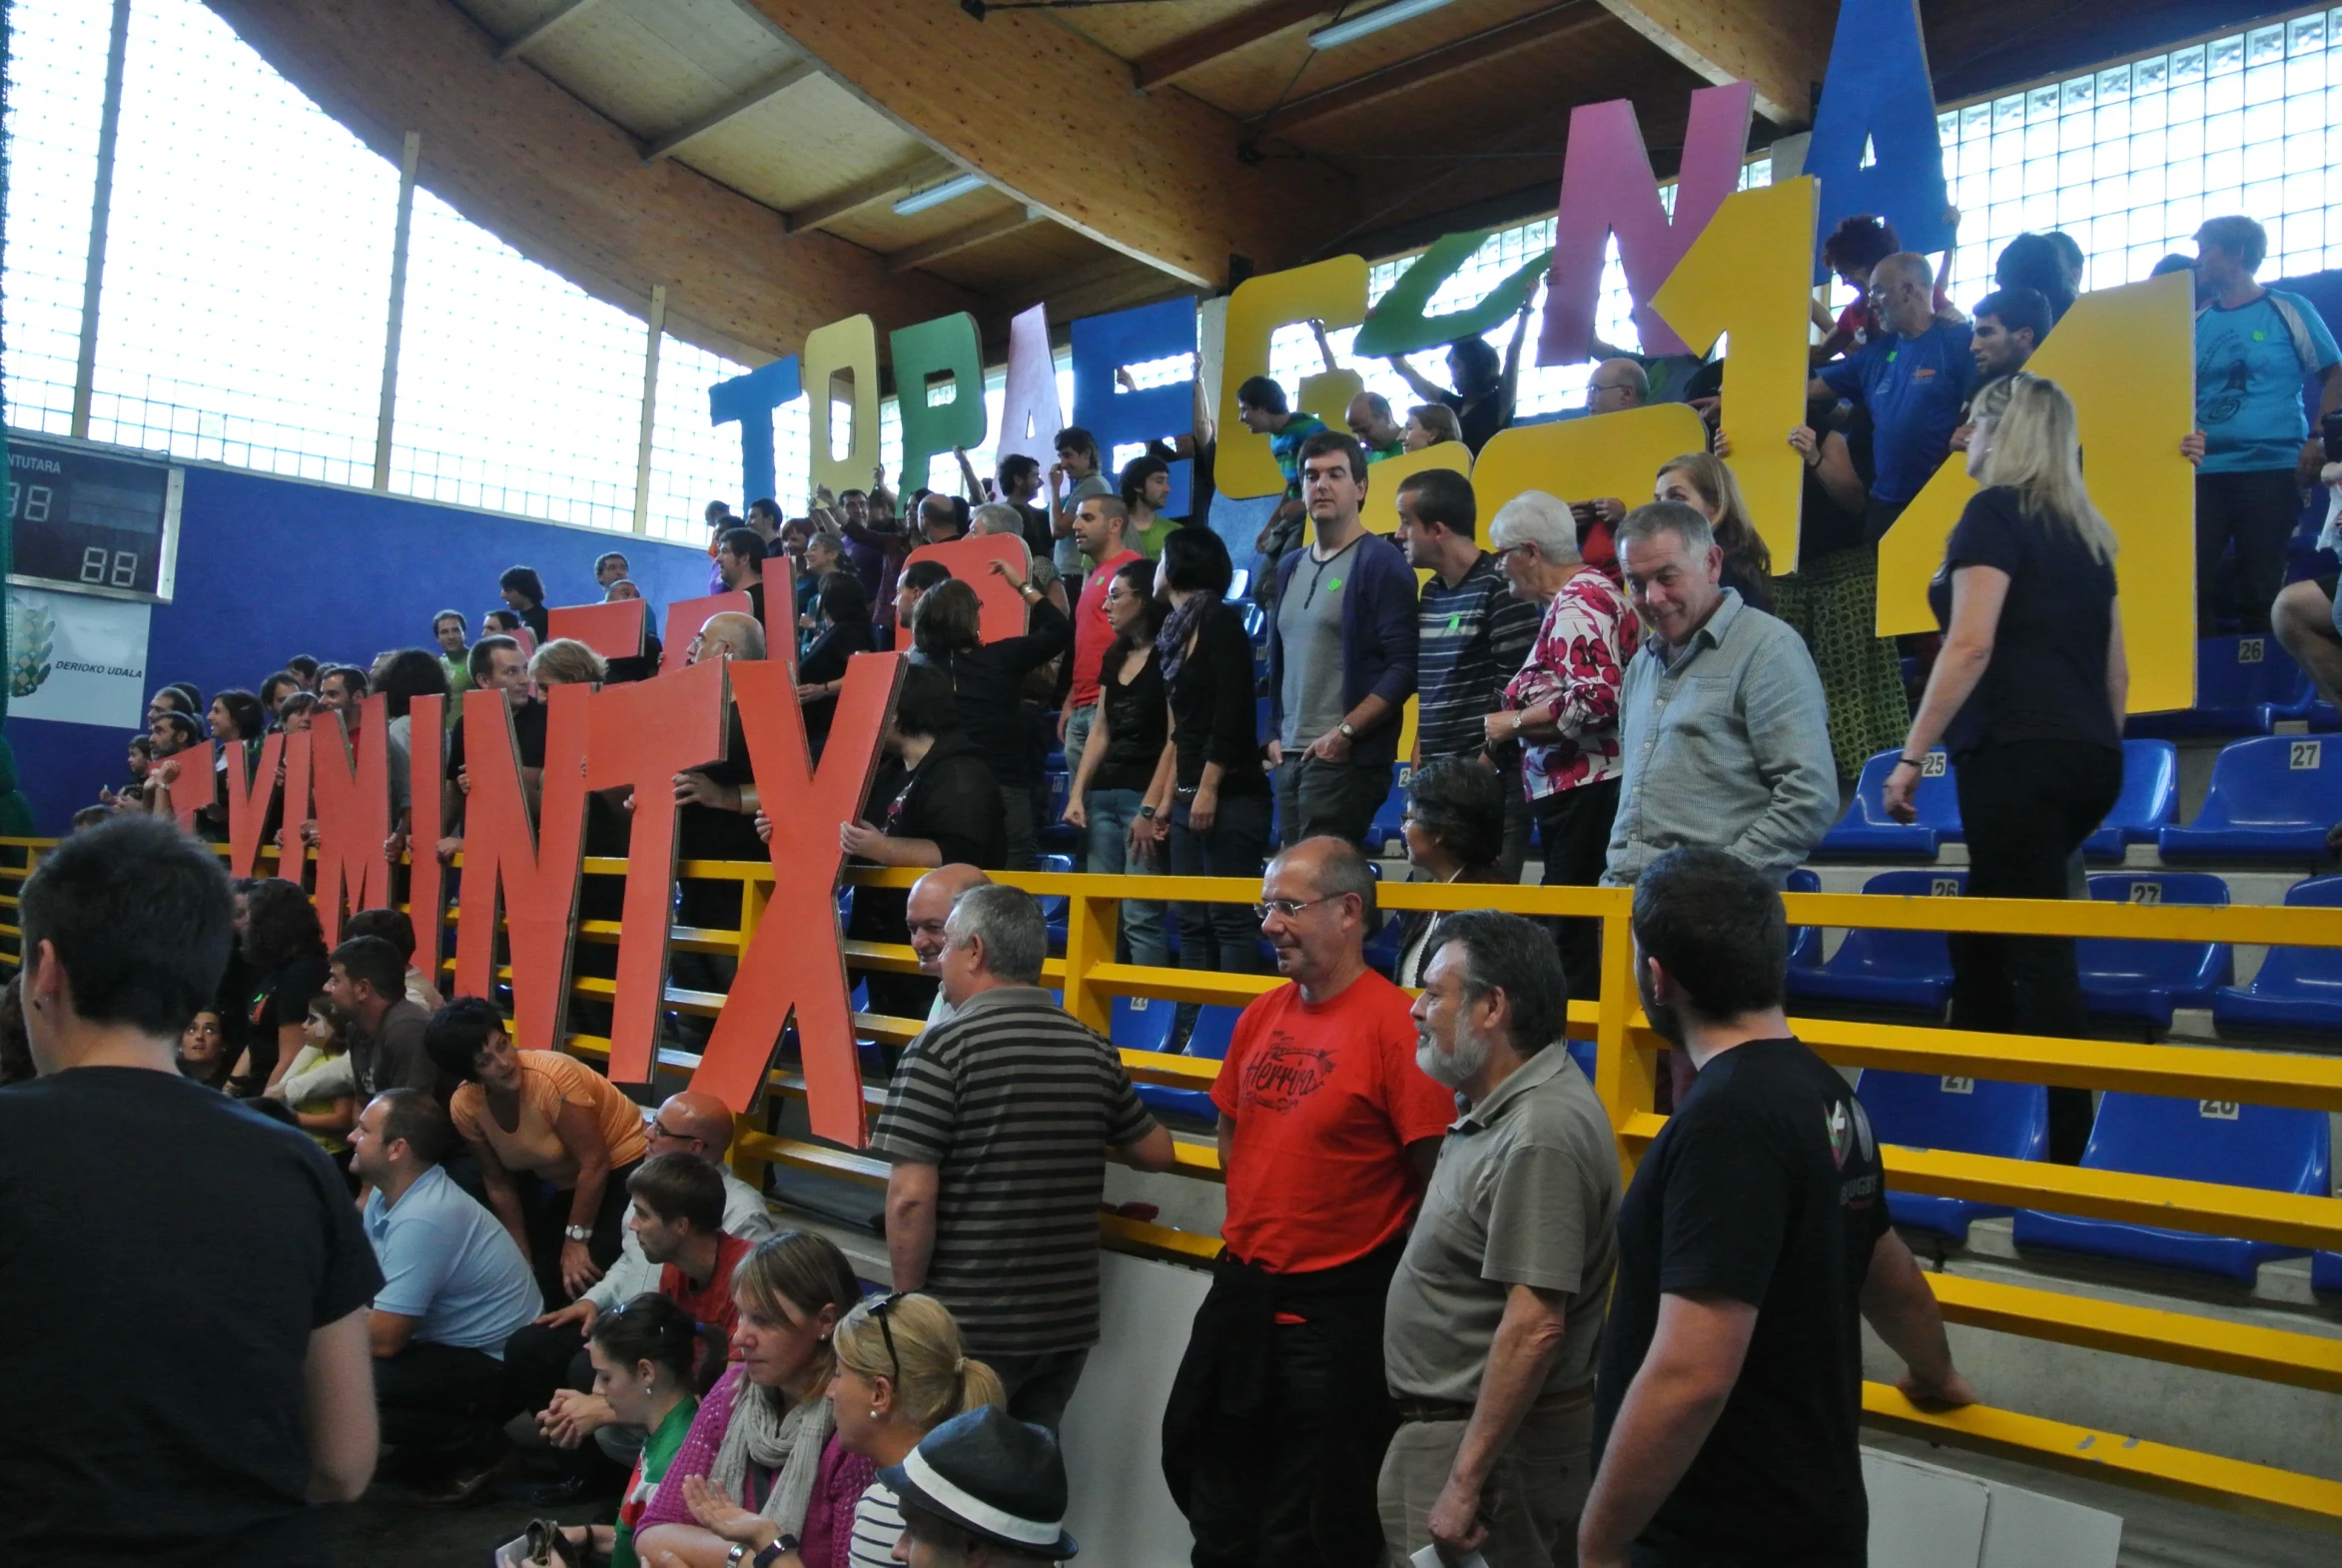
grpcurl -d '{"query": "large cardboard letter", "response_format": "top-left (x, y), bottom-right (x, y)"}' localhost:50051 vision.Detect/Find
top-left (805, 316), bottom-right (880, 499)
top-left (1217, 258), bottom-right (1368, 499)
top-left (905, 533), bottom-right (1033, 642)
top-left (692, 652), bottom-right (905, 1137)
top-left (1358, 230), bottom-right (1551, 360)
top-left (1070, 299), bottom-right (1198, 515)
top-left (710, 357), bottom-right (802, 506)
top-left (660, 590), bottom-right (755, 676)
top-left (169, 741), bottom-right (217, 839)
top-left (1649, 178), bottom-right (1823, 568)
top-left (277, 728), bottom-right (312, 886)
top-left (996, 304), bottom-right (1062, 472)
top-left (311, 698), bottom-right (392, 945)
top-left (223, 734), bottom-right (282, 879)
top-left (1470, 404), bottom-right (1711, 537)
top-left (452, 685), bottom-right (590, 1053)
top-left (1542, 83), bottom-right (1754, 364)
top-left (891, 314), bottom-right (988, 495)
top-left (584, 659), bottom-right (729, 1084)
top-left (1806, 0), bottom-right (1952, 276)
top-left (548, 599), bottom-right (647, 662)
top-left (1876, 273), bottom-right (2197, 712)
top-left (405, 695), bottom-right (447, 988)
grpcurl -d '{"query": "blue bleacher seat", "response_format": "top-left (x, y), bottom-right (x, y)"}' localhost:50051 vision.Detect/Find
top-left (2211, 874), bottom-right (2342, 1032)
top-left (1817, 749), bottom-right (1959, 858)
top-left (2076, 873), bottom-right (2233, 1030)
top-left (2156, 734), bottom-right (2342, 860)
top-left (1564, 1039), bottom-right (1597, 1084)
top-left (2011, 1093), bottom-right (2329, 1281)
top-left (1039, 771), bottom-right (1077, 849)
top-left (1855, 1069), bottom-right (2048, 1240)
top-left (1785, 869), bottom-right (1823, 972)
top-left (2129, 636), bottom-right (2305, 737)
top-left (1362, 764), bottom-right (1412, 853)
top-left (2082, 739), bottom-right (2181, 860)
top-left (2315, 1250), bottom-right (2342, 1293)
top-left (1036, 854), bottom-right (1075, 946)
top-left (1110, 995), bottom-right (1174, 1055)
top-left (2256, 666), bottom-right (2341, 734)
top-left (1137, 1002), bottom-right (1242, 1123)
top-left (1225, 568), bottom-right (1249, 603)
top-left (1785, 871), bottom-right (1963, 1012)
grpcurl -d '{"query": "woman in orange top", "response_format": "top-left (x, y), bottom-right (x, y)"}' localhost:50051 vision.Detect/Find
top-left (424, 997), bottom-right (650, 1304)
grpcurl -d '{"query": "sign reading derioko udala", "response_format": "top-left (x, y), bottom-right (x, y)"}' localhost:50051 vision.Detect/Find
top-left (244, 0), bottom-right (2196, 1153)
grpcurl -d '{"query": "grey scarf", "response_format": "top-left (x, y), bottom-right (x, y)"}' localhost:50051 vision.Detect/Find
top-left (706, 1375), bottom-right (833, 1537)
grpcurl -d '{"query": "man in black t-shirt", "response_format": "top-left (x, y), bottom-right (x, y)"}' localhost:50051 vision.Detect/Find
top-left (1580, 848), bottom-right (1971, 1568)
top-left (0, 817), bottom-right (381, 1564)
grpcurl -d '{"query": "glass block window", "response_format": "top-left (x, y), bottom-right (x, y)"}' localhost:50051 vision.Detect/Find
top-left (1, 0), bottom-right (110, 436)
top-left (645, 333), bottom-right (748, 544)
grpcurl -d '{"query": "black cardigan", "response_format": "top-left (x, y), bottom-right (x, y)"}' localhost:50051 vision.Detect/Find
top-left (1168, 601), bottom-right (1267, 796)
top-left (928, 595), bottom-right (1071, 788)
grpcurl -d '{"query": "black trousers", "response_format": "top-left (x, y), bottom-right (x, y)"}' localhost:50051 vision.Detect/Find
top-left (520, 1159), bottom-right (639, 1308)
top-left (1185, 1320), bottom-right (1368, 1568)
top-left (2196, 467), bottom-right (2306, 634)
top-left (1532, 777), bottom-right (1621, 1003)
top-left (376, 1340), bottom-right (512, 1463)
top-left (1950, 740), bottom-right (2123, 1163)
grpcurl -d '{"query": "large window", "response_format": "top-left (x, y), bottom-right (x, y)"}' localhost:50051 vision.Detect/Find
top-left (6, 0), bottom-right (2340, 529)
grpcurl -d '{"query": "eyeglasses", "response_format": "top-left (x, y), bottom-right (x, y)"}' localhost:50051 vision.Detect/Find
top-left (869, 1291), bottom-right (903, 1381)
top-left (1492, 542), bottom-right (1532, 562)
top-left (1255, 895), bottom-right (1334, 922)
top-left (641, 1112), bottom-right (701, 1146)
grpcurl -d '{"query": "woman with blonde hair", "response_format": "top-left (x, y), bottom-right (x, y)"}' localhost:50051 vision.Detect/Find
top-left (633, 1230), bottom-right (876, 1568)
top-left (1403, 401), bottom-right (1462, 451)
top-left (1654, 450), bottom-right (1773, 610)
top-left (1886, 372), bottom-right (2125, 1163)
top-left (530, 636), bottom-right (609, 689)
top-left (670, 1292), bottom-right (1007, 1568)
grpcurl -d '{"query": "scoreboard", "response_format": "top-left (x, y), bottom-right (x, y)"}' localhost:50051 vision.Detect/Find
top-left (6, 430), bottom-right (182, 603)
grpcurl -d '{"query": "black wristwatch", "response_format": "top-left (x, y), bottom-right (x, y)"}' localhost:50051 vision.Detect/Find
top-left (1139, 803), bottom-right (1158, 819)
top-left (756, 1537), bottom-right (799, 1568)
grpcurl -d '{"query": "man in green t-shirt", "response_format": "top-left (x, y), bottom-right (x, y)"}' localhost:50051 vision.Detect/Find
top-left (1345, 391), bottom-right (1409, 462)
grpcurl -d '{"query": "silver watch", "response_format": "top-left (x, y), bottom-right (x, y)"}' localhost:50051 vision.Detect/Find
top-left (563, 1224), bottom-right (592, 1242)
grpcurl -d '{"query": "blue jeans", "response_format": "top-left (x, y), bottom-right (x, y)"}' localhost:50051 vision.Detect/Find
top-left (1169, 791), bottom-right (1272, 975)
top-left (1084, 788), bottom-right (1171, 969)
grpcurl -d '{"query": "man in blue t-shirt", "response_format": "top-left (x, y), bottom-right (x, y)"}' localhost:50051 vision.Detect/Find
top-left (1814, 252), bottom-right (1975, 544)
top-left (2188, 214), bottom-right (2342, 635)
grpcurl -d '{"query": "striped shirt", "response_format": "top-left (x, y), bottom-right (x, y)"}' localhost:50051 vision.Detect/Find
top-left (1415, 553), bottom-right (1543, 763)
top-left (847, 1481), bottom-right (905, 1568)
top-left (870, 985), bottom-right (1158, 1356)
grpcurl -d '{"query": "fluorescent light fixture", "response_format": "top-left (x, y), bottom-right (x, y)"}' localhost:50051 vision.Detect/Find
top-left (1308, 0), bottom-right (1459, 50)
top-left (893, 173), bottom-right (987, 217)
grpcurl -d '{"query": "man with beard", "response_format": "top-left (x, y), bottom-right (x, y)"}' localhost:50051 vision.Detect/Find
top-left (1162, 836), bottom-right (1453, 1568)
top-left (1382, 911), bottom-right (1617, 1568)
top-left (1578, 848), bottom-right (1972, 1568)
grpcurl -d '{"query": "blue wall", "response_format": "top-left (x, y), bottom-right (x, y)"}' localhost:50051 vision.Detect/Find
top-left (8, 459), bottom-right (710, 833)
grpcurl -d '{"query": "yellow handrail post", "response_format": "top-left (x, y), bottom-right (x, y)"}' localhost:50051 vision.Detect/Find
top-left (1062, 886), bottom-right (1116, 1033)
top-left (731, 1110), bottom-right (770, 1190)
top-left (1593, 901), bottom-right (1656, 1185)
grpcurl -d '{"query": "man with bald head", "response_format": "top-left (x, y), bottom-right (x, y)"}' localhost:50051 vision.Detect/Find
top-left (1346, 392), bottom-right (1408, 461)
top-left (1814, 251), bottom-right (1974, 542)
top-left (1165, 837), bottom-right (1456, 1567)
top-left (908, 864), bottom-right (994, 1029)
top-left (689, 609), bottom-right (765, 666)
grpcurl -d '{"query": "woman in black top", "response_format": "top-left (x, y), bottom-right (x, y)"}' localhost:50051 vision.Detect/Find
top-left (1146, 526), bottom-right (1269, 977)
top-left (1888, 373), bottom-right (2126, 1162)
top-left (795, 570), bottom-right (875, 758)
top-left (231, 877), bottom-right (331, 1096)
top-left (1065, 557), bottom-right (1172, 967)
top-left (911, 566), bottom-right (1070, 872)
top-left (498, 564), bottom-right (551, 645)
top-left (191, 689), bottom-right (265, 842)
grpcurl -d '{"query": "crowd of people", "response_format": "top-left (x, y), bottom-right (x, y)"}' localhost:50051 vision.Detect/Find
top-left (11, 209), bottom-right (2342, 1567)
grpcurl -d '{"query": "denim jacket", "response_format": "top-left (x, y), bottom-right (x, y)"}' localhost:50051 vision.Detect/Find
top-left (1601, 590), bottom-right (1838, 887)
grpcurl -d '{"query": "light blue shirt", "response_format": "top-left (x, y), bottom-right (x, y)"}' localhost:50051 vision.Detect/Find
top-left (363, 1165), bottom-right (541, 1356)
top-left (2195, 289), bottom-right (2341, 473)
top-left (1601, 589), bottom-right (1838, 888)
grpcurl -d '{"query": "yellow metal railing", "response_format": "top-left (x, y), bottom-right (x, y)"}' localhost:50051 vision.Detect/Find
top-left (6, 837), bottom-right (2342, 1527)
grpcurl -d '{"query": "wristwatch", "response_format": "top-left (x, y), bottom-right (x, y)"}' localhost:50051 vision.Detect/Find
top-left (1337, 720), bottom-right (1357, 740)
top-left (756, 1539), bottom-right (799, 1568)
top-left (563, 1224), bottom-right (592, 1242)
top-left (1138, 803), bottom-right (1157, 819)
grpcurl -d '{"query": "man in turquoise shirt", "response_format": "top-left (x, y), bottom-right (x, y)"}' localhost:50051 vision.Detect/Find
top-left (2190, 214), bottom-right (2342, 634)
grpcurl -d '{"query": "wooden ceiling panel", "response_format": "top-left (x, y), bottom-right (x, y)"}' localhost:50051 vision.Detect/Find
top-left (446, 0), bottom-right (539, 37)
top-left (825, 187), bottom-right (1028, 255)
top-left (1171, 0), bottom-right (1564, 118)
top-left (925, 226), bottom-right (1123, 295)
top-left (680, 74), bottom-right (933, 215)
top-left (1047, 0), bottom-right (1273, 61)
top-left (500, 0), bottom-right (800, 138)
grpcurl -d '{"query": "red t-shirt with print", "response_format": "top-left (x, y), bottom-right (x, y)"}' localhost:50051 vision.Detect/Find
top-left (661, 1231), bottom-right (755, 1354)
top-left (1211, 970), bottom-right (1456, 1275)
top-left (1071, 547), bottom-right (1144, 710)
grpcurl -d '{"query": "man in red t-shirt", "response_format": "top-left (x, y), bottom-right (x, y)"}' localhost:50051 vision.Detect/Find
top-left (1061, 495), bottom-right (1143, 826)
top-left (536, 1154), bottom-right (752, 1462)
top-left (1165, 836), bottom-right (1455, 1568)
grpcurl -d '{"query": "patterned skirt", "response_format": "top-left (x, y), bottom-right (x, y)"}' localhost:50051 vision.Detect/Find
top-left (1771, 546), bottom-right (1912, 785)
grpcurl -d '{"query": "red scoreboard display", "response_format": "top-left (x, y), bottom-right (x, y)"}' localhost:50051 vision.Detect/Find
top-left (6, 431), bottom-right (182, 603)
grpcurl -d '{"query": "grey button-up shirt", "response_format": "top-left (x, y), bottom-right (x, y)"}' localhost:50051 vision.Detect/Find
top-left (1601, 589), bottom-right (1837, 887)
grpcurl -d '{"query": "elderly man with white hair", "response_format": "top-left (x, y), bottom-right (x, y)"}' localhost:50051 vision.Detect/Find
top-left (1482, 489), bottom-right (1636, 997)
top-left (971, 501), bottom-right (1070, 617)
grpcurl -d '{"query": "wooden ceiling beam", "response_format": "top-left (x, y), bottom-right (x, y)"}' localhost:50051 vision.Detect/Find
top-left (1260, 2), bottom-right (1611, 138)
top-left (886, 207), bottom-right (1046, 275)
top-left (737, 1), bottom-right (1352, 289)
top-left (640, 59), bottom-right (820, 163)
top-left (1591, 0), bottom-right (1834, 127)
top-left (206, 0), bottom-right (980, 364)
top-left (782, 154), bottom-right (957, 235)
top-left (1130, 0), bottom-right (1329, 92)
top-left (494, 0), bottom-right (602, 65)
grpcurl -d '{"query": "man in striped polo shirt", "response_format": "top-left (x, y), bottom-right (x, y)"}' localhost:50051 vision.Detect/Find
top-left (872, 884), bottom-right (1177, 1433)
top-left (1397, 468), bottom-right (1543, 880)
